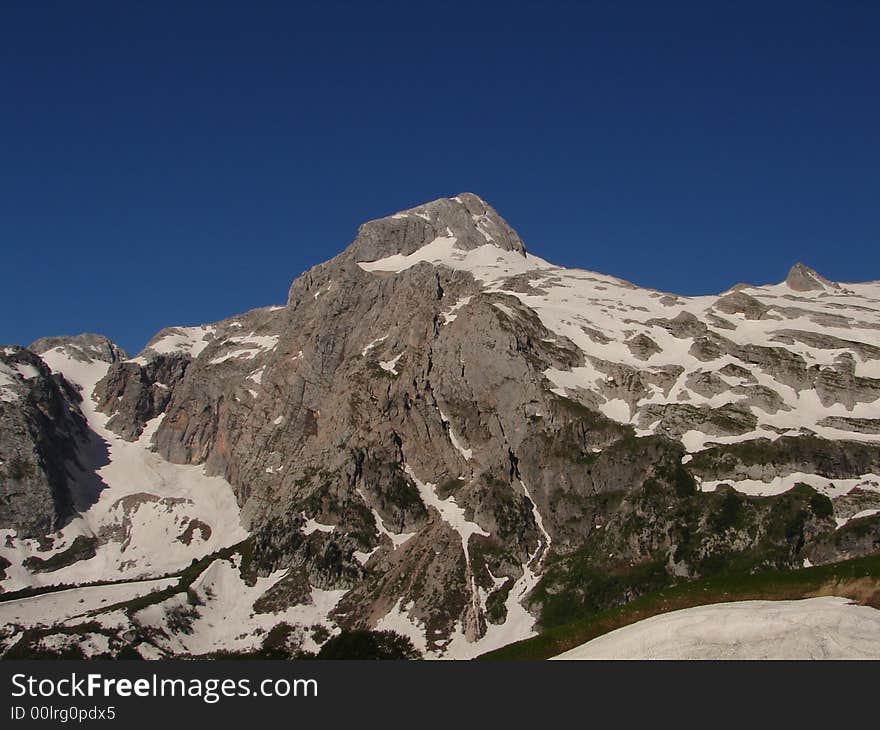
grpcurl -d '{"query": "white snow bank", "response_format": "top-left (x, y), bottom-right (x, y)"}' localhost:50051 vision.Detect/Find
top-left (357, 236), bottom-right (552, 284)
top-left (553, 597), bottom-right (880, 659)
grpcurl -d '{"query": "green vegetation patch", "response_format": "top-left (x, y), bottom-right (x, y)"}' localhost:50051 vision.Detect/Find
top-left (23, 535), bottom-right (98, 574)
top-left (2, 457), bottom-right (36, 482)
top-left (316, 630), bottom-right (421, 659)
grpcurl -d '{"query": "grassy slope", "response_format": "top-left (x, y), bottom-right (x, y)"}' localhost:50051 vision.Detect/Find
top-left (479, 553), bottom-right (880, 659)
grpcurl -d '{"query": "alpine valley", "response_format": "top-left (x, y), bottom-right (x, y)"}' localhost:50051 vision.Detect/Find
top-left (2, 194), bottom-right (879, 659)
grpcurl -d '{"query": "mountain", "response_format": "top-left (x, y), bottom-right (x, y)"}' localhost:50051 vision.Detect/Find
top-left (1, 193), bottom-right (879, 659)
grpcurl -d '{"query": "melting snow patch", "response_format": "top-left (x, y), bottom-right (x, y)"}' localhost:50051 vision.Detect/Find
top-left (357, 236), bottom-right (553, 284)
top-left (361, 336), bottom-right (387, 356)
top-left (375, 599), bottom-right (428, 654)
top-left (147, 326), bottom-right (216, 359)
top-left (358, 489), bottom-right (415, 548)
top-left (836, 508), bottom-right (880, 529)
top-left (542, 364), bottom-right (605, 397)
top-left (472, 213), bottom-right (495, 243)
top-left (438, 483), bottom-right (547, 659)
top-left (599, 398), bottom-right (631, 424)
top-left (440, 296), bottom-right (472, 325)
top-left (314, 281), bottom-right (333, 299)
top-left (700, 472), bottom-right (880, 498)
top-left (379, 353), bottom-right (403, 375)
top-left (302, 515), bottom-right (336, 535)
top-left (209, 334), bottom-right (279, 365)
top-left (520, 480), bottom-right (551, 561)
top-left (439, 410), bottom-right (472, 460)
top-left (134, 558), bottom-right (346, 657)
top-left (681, 430), bottom-right (710, 453)
top-left (404, 466), bottom-right (487, 557)
top-left (353, 547), bottom-right (380, 565)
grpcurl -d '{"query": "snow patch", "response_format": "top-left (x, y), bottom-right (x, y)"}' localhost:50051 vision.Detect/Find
top-left (404, 466), bottom-right (488, 557)
top-left (439, 410), bottom-right (472, 461)
top-left (358, 489), bottom-right (415, 548)
top-left (144, 326), bottom-right (216, 359)
top-left (552, 597), bottom-right (880, 659)
top-left (440, 296), bottom-right (473, 325)
top-left (836, 508), bottom-right (880, 529)
top-left (302, 516), bottom-right (336, 535)
top-left (379, 352), bottom-right (403, 375)
top-left (700, 472), bottom-right (880, 498)
top-left (361, 336), bottom-right (387, 356)
top-left (209, 334), bottom-right (279, 365)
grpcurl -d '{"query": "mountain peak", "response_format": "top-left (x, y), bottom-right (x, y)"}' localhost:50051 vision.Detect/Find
top-left (28, 333), bottom-right (127, 364)
top-left (784, 263), bottom-right (839, 292)
top-left (343, 193), bottom-right (527, 264)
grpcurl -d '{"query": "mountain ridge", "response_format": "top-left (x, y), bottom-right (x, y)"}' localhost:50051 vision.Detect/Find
top-left (1, 193), bottom-right (879, 659)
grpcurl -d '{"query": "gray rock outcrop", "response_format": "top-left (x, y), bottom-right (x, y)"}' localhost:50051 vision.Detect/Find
top-left (0, 346), bottom-right (87, 537)
top-left (785, 263), bottom-right (840, 292)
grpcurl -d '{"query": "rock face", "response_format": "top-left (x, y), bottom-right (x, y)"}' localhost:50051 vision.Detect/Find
top-left (93, 354), bottom-right (191, 441)
top-left (0, 346), bottom-right (87, 537)
top-left (338, 193), bottom-right (527, 263)
top-left (1, 194), bottom-right (880, 658)
top-left (785, 263), bottom-right (840, 292)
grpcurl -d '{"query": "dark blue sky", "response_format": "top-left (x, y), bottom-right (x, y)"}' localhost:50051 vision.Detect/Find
top-left (2, 1), bottom-right (878, 355)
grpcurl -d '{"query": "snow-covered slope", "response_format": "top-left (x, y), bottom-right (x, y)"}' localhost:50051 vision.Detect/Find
top-left (365, 241), bottom-right (880, 442)
top-left (360, 236), bottom-right (880, 496)
top-left (0, 344), bottom-right (347, 659)
top-left (552, 597), bottom-right (880, 659)
top-left (0, 346), bottom-right (247, 592)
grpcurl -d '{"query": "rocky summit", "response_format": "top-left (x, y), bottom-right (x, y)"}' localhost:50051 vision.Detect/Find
top-left (1, 194), bottom-right (879, 659)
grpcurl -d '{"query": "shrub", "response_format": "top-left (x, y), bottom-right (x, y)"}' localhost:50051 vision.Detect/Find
top-left (809, 492), bottom-right (834, 519)
top-left (5, 457), bottom-right (35, 481)
top-left (316, 630), bottom-right (421, 659)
